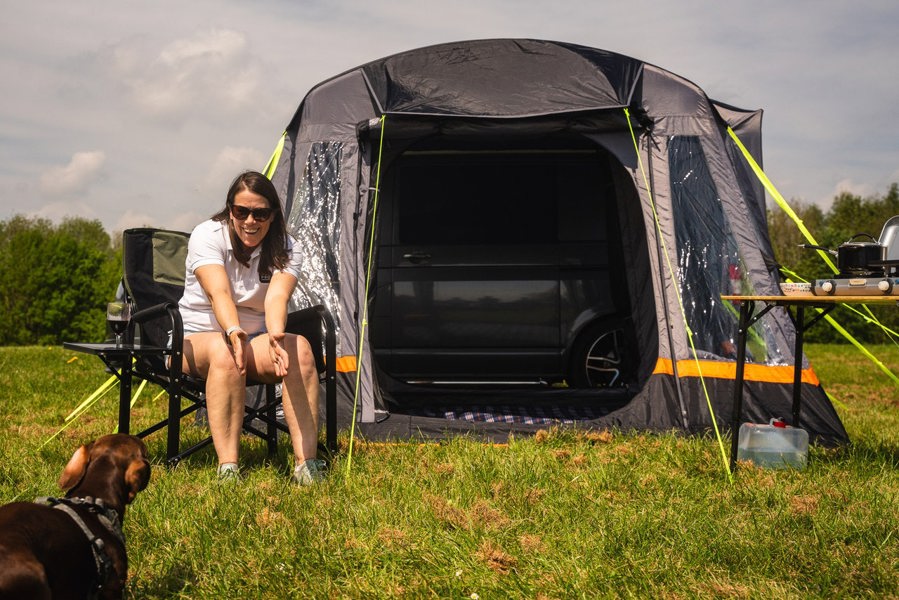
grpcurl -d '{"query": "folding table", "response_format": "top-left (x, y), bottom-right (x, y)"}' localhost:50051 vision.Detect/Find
top-left (721, 294), bottom-right (897, 472)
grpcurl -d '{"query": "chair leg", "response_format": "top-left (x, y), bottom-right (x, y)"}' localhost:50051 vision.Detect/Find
top-left (324, 314), bottom-right (337, 454)
top-left (265, 384), bottom-right (278, 456)
top-left (166, 437), bottom-right (214, 468)
top-left (166, 387), bottom-right (182, 463)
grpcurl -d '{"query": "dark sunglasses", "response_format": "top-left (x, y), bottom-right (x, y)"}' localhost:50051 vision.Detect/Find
top-left (230, 204), bottom-right (274, 222)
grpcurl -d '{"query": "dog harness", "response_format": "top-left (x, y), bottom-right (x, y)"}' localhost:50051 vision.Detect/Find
top-left (35, 496), bottom-right (125, 596)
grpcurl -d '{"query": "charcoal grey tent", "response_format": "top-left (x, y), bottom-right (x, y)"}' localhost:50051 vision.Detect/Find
top-left (267, 38), bottom-right (848, 445)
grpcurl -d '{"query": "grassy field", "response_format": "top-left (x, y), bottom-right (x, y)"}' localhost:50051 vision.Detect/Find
top-left (0, 344), bottom-right (897, 598)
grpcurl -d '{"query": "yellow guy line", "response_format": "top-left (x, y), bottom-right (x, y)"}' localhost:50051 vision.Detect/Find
top-left (347, 115), bottom-right (387, 476)
top-left (781, 265), bottom-right (899, 341)
top-left (65, 374), bottom-right (118, 422)
top-left (44, 357), bottom-right (156, 445)
top-left (726, 128), bottom-right (838, 274)
top-left (111, 378), bottom-right (149, 434)
top-left (39, 372), bottom-right (119, 450)
top-left (624, 108), bottom-right (732, 481)
top-left (728, 128), bottom-right (899, 387)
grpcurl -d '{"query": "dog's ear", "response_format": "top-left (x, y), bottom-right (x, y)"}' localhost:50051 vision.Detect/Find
top-left (124, 458), bottom-right (151, 503)
top-left (58, 442), bottom-right (93, 490)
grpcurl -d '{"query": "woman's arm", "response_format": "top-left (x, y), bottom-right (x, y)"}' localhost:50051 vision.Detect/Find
top-left (265, 271), bottom-right (298, 377)
top-left (195, 263), bottom-right (247, 372)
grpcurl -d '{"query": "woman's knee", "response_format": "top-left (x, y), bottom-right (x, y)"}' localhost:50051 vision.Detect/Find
top-left (185, 334), bottom-right (240, 378)
top-left (288, 334), bottom-right (317, 375)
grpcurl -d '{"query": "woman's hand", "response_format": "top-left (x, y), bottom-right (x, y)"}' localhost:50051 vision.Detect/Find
top-left (263, 271), bottom-right (298, 379)
top-left (228, 327), bottom-right (249, 376)
top-left (195, 263), bottom-right (248, 375)
top-left (269, 332), bottom-right (290, 377)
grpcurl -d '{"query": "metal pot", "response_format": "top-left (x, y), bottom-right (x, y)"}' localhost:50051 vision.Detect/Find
top-left (802, 234), bottom-right (885, 276)
top-left (837, 234), bottom-right (884, 275)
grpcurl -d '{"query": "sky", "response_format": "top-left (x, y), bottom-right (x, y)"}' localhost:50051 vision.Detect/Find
top-left (2, 0), bottom-right (898, 234)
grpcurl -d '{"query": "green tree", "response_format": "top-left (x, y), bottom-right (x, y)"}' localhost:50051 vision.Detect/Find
top-left (824, 184), bottom-right (899, 248)
top-left (0, 216), bottom-right (120, 345)
top-left (767, 199), bottom-right (826, 279)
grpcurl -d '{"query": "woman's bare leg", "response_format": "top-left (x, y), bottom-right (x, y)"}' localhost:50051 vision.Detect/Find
top-left (248, 333), bottom-right (320, 462)
top-left (182, 332), bottom-right (246, 465)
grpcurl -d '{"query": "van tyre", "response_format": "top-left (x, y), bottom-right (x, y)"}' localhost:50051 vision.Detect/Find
top-left (568, 318), bottom-right (635, 388)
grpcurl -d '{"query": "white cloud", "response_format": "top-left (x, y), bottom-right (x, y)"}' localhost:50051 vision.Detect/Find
top-left (115, 29), bottom-right (262, 125)
top-left (30, 200), bottom-right (99, 223)
top-left (169, 211), bottom-right (209, 234)
top-left (203, 146), bottom-right (268, 196)
top-left (888, 168), bottom-right (899, 188)
top-left (39, 151), bottom-right (106, 196)
top-left (113, 209), bottom-right (165, 233)
top-left (158, 29), bottom-right (246, 64)
top-left (832, 179), bottom-right (876, 201)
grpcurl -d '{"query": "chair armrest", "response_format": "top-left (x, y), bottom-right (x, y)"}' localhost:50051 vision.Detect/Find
top-left (132, 301), bottom-right (177, 324)
top-left (130, 302), bottom-right (183, 358)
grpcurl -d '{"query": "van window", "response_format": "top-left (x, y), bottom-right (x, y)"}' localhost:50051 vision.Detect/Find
top-left (395, 151), bottom-right (609, 245)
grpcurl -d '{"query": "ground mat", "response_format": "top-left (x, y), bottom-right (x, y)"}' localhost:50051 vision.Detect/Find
top-left (384, 386), bottom-right (633, 425)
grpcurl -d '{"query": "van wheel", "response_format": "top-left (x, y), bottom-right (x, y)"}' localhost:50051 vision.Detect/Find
top-left (568, 319), bottom-right (632, 388)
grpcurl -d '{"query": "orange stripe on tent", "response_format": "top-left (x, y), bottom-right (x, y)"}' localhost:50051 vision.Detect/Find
top-left (334, 355), bottom-right (820, 382)
top-left (652, 358), bottom-right (820, 386)
top-left (335, 355), bottom-right (357, 373)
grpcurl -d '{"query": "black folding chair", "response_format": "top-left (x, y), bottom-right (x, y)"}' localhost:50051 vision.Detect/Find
top-left (117, 227), bottom-right (336, 466)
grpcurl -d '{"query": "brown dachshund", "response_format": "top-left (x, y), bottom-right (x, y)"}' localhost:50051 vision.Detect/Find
top-left (0, 434), bottom-right (151, 599)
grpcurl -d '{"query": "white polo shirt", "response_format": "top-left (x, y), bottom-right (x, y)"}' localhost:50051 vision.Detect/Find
top-left (178, 219), bottom-right (303, 335)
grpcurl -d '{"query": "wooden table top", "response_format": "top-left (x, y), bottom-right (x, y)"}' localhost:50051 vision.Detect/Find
top-left (721, 294), bottom-right (899, 304)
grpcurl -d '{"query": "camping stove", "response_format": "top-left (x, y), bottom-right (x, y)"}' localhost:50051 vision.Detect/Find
top-left (812, 277), bottom-right (899, 296)
top-left (810, 216), bottom-right (899, 295)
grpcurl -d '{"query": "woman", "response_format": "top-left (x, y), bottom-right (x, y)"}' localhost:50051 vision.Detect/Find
top-left (178, 171), bottom-right (322, 484)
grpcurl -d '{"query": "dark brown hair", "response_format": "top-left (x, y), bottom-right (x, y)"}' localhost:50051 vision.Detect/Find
top-left (212, 170), bottom-right (289, 275)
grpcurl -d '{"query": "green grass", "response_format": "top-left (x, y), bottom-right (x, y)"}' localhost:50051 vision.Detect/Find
top-left (1, 345), bottom-right (897, 598)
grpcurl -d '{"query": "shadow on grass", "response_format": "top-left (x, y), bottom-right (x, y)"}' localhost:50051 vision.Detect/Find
top-left (811, 437), bottom-right (899, 469)
top-left (131, 563), bottom-right (198, 598)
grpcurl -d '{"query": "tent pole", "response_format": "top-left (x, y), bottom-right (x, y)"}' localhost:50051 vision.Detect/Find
top-left (645, 136), bottom-right (690, 430)
top-left (624, 108), bottom-right (691, 431)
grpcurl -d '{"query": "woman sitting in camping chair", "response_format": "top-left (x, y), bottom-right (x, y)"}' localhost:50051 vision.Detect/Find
top-left (178, 170), bottom-right (323, 484)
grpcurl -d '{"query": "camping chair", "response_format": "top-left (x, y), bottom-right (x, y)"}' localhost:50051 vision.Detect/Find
top-left (119, 227), bottom-right (337, 466)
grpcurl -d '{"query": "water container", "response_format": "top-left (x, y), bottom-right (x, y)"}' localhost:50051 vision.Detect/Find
top-left (737, 419), bottom-right (809, 470)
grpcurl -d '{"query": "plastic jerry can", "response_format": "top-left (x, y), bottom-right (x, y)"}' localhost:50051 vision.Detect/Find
top-left (737, 419), bottom-right (809, 470)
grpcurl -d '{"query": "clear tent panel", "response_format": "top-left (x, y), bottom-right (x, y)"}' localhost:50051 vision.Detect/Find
top-left (668, 135), bottom-right (786, 365)
top-left (287, 141), bottom-right (344, 333)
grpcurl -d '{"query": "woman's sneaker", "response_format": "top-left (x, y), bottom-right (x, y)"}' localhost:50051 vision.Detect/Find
top-left (217, 462), bottom-right (241, 483)
top-left (291, 459), bottom-right (326, 485)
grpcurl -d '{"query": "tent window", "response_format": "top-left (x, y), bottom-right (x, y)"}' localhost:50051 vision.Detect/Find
top-left (288, 141), bottom-right (343, 328)
top-left (669, 136), bottom-right (742, 360)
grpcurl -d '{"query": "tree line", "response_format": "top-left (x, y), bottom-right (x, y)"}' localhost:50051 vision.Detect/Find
top-left (0, 216), bottom-right (120, 345)
top-left (0, 183), bottom-right (897, 346)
